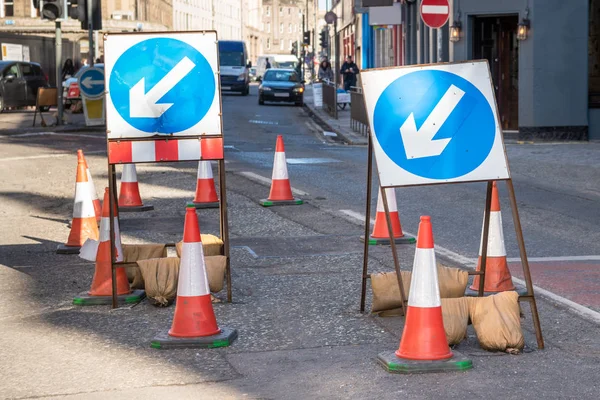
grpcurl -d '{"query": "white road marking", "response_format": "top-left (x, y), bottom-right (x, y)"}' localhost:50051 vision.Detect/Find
top-left (338, 208), bottom-right (600, 325)
top-left (0, 132), bottom-right (104, 139)
top-left (507, 255), bottom-right (600, 262)
top-left (249, 120), bottom-right (279, 125)
top-left (238, 171), bottom-right (309, 196)
top-left (0, 150), bottom-right (105, 162)
top-left (286, 158), bottom-right (341, 164)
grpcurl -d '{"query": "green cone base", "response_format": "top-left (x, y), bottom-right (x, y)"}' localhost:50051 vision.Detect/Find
top-left (359, 235), bottom-right (416, 245)
top-left (259, 198), bottom-right (303, 207)
top-left (151, 326), bottom-right (238, 349)
top-left (56, 244), bottom-right (81, 255)
top-left (73, 289), bottom-right (146, 306)
top-left (118, 204), bottom-right (154, 212)
top-left (191, 201), bottom-right (220, 209)
top-left (377, 350), bottom-right (473, 374)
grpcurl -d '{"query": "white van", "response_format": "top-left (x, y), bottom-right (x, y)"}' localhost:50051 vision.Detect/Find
top-left (219, 40), bottom-right (250, 95)
top-left (256, 54), bottom-right (299, 79)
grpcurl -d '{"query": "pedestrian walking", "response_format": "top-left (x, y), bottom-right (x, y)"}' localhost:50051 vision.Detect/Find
top-left (265, 58), bottom-right (272, 70)
top-left (340, 55), bottom-right (359, 91)
top-left (62, 59), bottom-right (75, 80)
top-left (318, 59), bottom-right (334, 83)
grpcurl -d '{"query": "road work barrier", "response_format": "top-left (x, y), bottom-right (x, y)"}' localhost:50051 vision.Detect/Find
top-left (260, 135), bottom-right (303, 207)
top-left (192, 161), bottom-right (219, 208)
top-left (150, 205), bottom-right (237, 349)
top-left (359, 60), bottom-right (544, 350)
top-left (74, 188), bottom-right (145, 306)
top-left (360, 186), bottom-right (415, 245)
top-left (118, 164), bottom-right (154, 212)
top-left (102, 30), bottom-right (231, 308)
top-left (378, 216), bottom-right (473, 374)
top-left (56, 151), bottom-right (99, 254)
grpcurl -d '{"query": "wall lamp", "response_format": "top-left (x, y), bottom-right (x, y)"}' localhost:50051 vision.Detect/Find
top-left (450, 20), bottom-right (462, 42)
top-left (517, 8), bottom-right (531, 40)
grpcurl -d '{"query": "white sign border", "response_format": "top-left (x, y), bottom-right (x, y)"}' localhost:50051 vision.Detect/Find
top-left (361, 60), bottom-right (511, 188)
top-left (104, 31), bottom-right (222, 139)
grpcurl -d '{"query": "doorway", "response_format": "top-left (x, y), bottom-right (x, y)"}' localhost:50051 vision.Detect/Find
top-left (472, 15), bottom-right (519, 130)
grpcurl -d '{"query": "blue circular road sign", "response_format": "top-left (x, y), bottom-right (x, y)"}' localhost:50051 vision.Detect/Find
top-left (109, 38), bottom-right (216, 134)
top-left (78, 67), bottom-right (105, 99)
top-left (373, 70), bottom-right (496, 180)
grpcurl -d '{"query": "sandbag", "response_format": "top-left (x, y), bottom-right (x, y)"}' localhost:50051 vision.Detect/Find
top-left (137, 257), bottom-right (180, 307)
top-left (175, 234), bottom-right (224, 258)
top-left (205, 256), bottom-right (227, 293)
top-left (370, 264), bottom-right (469, 313)
top-left (469, 291), bottom-right (524, 352)
top-left (441, 297), bottom-right (470, 345)
top-left (122, 244), bottom-right (167, 289)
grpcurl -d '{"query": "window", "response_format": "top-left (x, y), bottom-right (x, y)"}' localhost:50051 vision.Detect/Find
top-left (279, 7), bottom-right (283, 15)
top-left (3, 0), bottom-right (14, 17)
top-left (266, 22), bottom-right (270, 33)
top-left (288, 24), bottom-right (292, 33)
top-left (3, 64), bottom-right (19, 78)
top-left (20, 63), bottom-right (34, 77)
top-left (30, 0), bottom-right (39, 17)
top-left (266, 7), bottom-right (270, 16)
top-left (280, 40), bottom-right (284, 50)
top-left (288, 8), bottom-right (291, 15)
top-left (294, 24), bottom-right (297, 33)
top-left (263, 70), bottom-right (299, 82)
top-left (266, 38), bottom-right (270, 49)
top-left (289, 40), bottom-right (293, 50)
top-left (279, 23), bottom-right (283, 33)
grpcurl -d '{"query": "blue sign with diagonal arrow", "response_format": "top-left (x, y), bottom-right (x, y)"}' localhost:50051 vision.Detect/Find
top-left (78, 67), bottom-right (105, 99)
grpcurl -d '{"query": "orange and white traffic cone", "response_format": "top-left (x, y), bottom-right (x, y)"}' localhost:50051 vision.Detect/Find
top-left (57, 153), bottom-right (100, 254)
top-left (260, 135), bottom-right (303, 206)
top-left (378, 216), bottom-right (472, 374)
top-left (362, 187), bottom-right (415, 245)
top-left (467, 182), bottom-right (516, 295)
top-left (151, 204), bottom-right (237, 349)
top-left (74, 188), bottom-right (145, 306)
top-left (192, 161), bottom-right (219, 209)
top-left (118, 164), bottom-right (154, 212)
top-left (79, 150), bottom-right (101, 222)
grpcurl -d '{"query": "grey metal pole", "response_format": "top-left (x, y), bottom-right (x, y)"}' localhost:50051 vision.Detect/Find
top-left (334, 19), bottom-right (339, 85)
top-left (410, 3), bottom-right (418, 65)
top-left (55, 21), bottom-right (63, 125)
top-left (88, 0), bottom-right (94, 66)
top-left (437, 28), bottom-right (443, 62)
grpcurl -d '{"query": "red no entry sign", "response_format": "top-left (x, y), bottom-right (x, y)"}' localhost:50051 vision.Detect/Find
top-left (420, 0), bottom-right (450, 29)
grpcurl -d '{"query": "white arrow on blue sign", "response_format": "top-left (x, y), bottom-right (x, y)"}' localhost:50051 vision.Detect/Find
top-left (78, 67), bottom-right (105, 99)
top-left (361, 61), bottom-right (510, 187)
top-left (104, 32), bottom-right (222, 139)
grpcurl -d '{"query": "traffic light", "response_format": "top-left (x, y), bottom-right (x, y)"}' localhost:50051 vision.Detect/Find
top-left (303, 31), bottom-right (311, 46)
top-left (291, 42), bottom-right (298, 57)
top-left (319, 30), bottom-right (328, 49)
top-left (68, 0), bottom-right (103, 30)
top-left (40, 0), bottom-right (65, 20)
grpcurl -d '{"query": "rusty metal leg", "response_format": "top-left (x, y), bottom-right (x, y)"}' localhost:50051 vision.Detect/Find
top-left (218, 159), bottom-right (232, 303)
top-left (109, 164), bottom-right (118, 309)
top-left (380, 186), bottom-right (407, 316)
top-left (478, 181), bottom-right (494, 296)
top-left (360, 136), bottom-right (374, 313)
top-left (506, 179), bottom-right (544, 349)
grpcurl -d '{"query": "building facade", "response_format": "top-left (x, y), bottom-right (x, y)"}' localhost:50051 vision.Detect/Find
top-left (262, 0), bottom-right (315, 55)
top-left (172, 0), bottom-right (242, 41)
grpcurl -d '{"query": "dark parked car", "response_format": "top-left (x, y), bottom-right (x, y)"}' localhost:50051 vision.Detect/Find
top-left (0, 61), bottom-right (49, 112)
top-left (258, 68), bottom-right (304, 106)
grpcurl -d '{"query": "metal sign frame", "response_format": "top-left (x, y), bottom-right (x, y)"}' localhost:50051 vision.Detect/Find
top-left (103, 30), bottom-right (232, 308)
top-left (358, 61), bottom-right (544, 350)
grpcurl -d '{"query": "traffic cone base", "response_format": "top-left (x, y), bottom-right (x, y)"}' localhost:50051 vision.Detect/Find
top-left (118, 204), bottom-right (155, 212)
top-left (73, 289), bottom-right (146, 306)
top-left (360, 235), bottom-right (416, 245)
top-left (259, 198), bottom-right (303, 207)
top-left (56, 244), bottom-right (82, 254)
top-left (378, 350), bottom-right (473, 374)
top-left (151, 326), bottom-right (238, 349)
top-left (192, 201), bottom-right (219, 209)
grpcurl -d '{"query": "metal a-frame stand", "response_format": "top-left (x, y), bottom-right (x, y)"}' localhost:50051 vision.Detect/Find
top-left (359, 136), bottom-right (544, 349)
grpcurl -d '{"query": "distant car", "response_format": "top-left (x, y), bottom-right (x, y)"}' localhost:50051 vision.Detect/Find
top-left (62, 64), bottom-right (104, 106)
top-left (0, 61), bottom-right (49, 112)
top-left (258, 68), bottom-right (304, 106)
top-left (249, 67), bottom-right (258, 82)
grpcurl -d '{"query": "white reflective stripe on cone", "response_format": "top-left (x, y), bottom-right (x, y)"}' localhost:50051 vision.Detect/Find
top-left (121, 164), bottom-right (138, 183)
top-left (98, 217), bottom-right (124, 261)
top-left (407, 248), bottom-right (441, 308)
top-left (478, 211), bottom-right (507, 257)
top-left (197, 161), bottom-right (213, 179)
top-left (86, 168), bottom-right (99, 201)
top-left (178, 242), bottom-right (210, 297)
top-left (376, 187), bottom-right (398, 213)
top-left (271, 152), bottom-right (289, 180)
top-left (73, 182), bottom-right (97, 218)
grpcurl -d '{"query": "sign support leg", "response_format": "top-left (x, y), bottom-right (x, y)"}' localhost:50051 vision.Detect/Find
top-left (360, 136), bottom-right (374, 312)
top-left (380, 186), bottom-right (407, 316)
top-left (506, 179), bottom-right (544, 349)
top-left (55, 21), bottom-right (63, 126)
top-left (478, 181), bottom-right (494, 296)
top-left (218, 159), bottom-right (232, 303)
top-left (109, 164), bottom-right (118, 309)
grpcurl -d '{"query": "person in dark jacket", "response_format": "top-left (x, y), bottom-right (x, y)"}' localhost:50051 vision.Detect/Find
top-left (62, 59), bottom-right (75, 80)
top-left (340, 55), bottom-right (359, 91)
top-left (265, 58), bottom-right (272, 69)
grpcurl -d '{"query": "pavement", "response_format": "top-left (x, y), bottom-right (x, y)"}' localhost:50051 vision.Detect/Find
top-left (1, 85), bottom-right (600, 399)
top-left (0, 107), bottom-right (98, 135)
